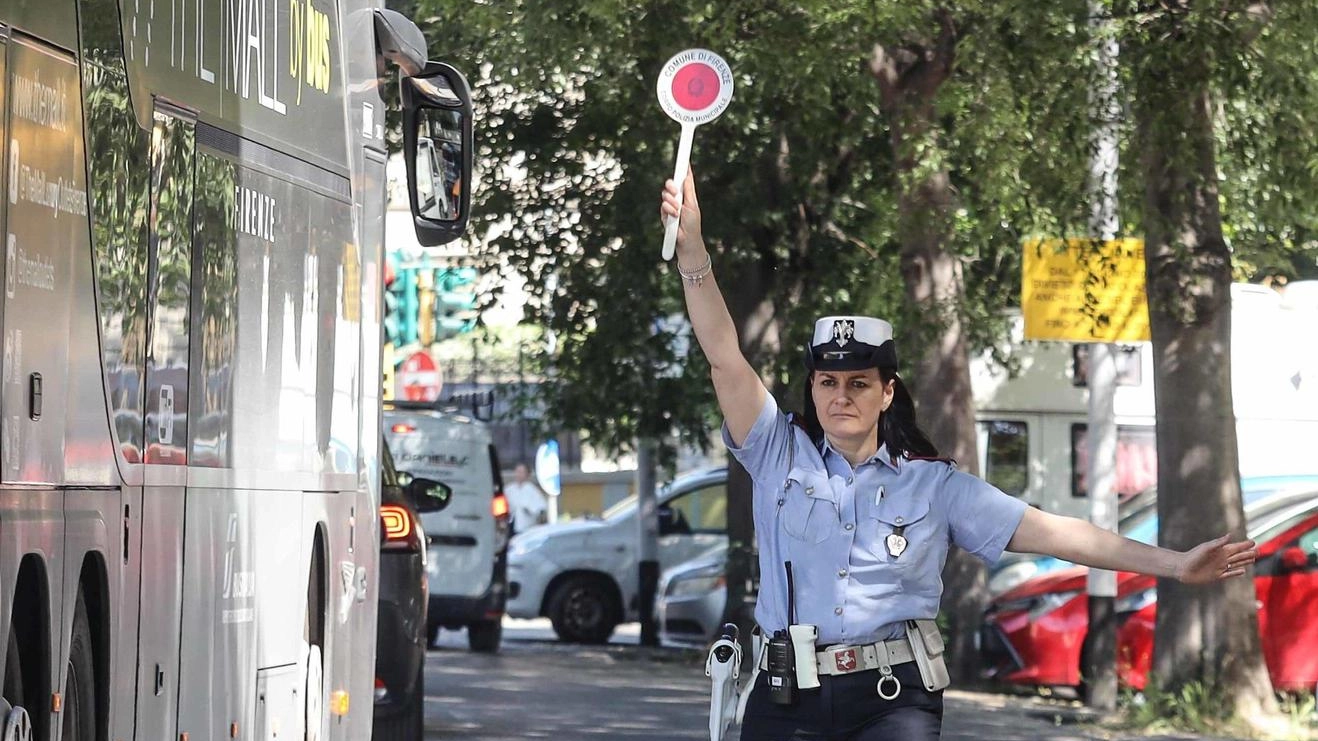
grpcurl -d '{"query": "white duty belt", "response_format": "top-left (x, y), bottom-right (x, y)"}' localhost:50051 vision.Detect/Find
top-left (758, 635), bottom-right (916, 677)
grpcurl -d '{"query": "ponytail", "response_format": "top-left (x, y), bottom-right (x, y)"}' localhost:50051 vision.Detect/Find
top-left (798, 368), bottom-right (939, 460)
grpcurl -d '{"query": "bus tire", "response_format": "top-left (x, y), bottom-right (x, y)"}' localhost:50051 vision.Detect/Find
top-left (60, 592), bottom-right (95, 741)
top-left (3, 624), bottom-right (31, 741)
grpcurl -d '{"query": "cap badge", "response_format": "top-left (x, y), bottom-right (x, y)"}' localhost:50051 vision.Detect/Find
top-left (831, 319), bottom-right (855, 347)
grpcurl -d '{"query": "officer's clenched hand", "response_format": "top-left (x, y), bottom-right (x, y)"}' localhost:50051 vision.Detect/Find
top-left (660, 172), bottom-right (704, 260)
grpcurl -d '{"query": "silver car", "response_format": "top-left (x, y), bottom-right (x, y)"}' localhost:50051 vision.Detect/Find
top-left (657, 543), bottom-right (728, 648)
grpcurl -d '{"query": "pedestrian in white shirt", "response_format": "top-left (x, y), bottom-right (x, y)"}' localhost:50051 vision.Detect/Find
top-left (506, 462), bottom-right (548, 534)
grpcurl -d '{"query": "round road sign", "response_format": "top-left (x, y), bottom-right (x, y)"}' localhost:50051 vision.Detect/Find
top-left (397, 351), bottom-right (442, 402)
top-left (656, 49), bottom-right (734, 126)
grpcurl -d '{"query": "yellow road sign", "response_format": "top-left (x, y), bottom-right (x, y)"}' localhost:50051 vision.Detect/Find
top-left (1022, 238), bottom-right (1150, 342)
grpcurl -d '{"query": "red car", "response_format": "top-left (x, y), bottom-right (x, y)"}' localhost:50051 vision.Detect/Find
top-left (980, 490), bottom-right (1318, 690)
top-left (1117, 506), bottom-right (1318, 692)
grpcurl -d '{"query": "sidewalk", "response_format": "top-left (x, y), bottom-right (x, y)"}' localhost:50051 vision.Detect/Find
top-left (942, 689), bottom-right (1244, 741)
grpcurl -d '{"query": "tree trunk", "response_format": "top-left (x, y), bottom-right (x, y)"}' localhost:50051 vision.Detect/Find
top-left (1134, 36), bottom-right (1277, 719)
top-left (867, 12), bottom-right (987, 684)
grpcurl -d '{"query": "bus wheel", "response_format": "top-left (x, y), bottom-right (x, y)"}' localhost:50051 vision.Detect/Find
top-left (304, 644), bottom-right (323, 741)
top-left (304, 556), bottom-right (325, 741)
top-left (60, 592), bottom-right (95, 741)
top-left (2, 625), bottom-right (31, 741)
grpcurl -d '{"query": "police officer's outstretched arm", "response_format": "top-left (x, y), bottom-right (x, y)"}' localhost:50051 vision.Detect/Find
top-left (1007, 506), bottom-right (1259, 584)
top-left (660, 172), bottom-right (765, 447)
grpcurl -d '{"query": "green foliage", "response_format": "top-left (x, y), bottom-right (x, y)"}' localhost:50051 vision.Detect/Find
top-left (1119, 679), bottom-right (1234, 736)
top-left (414, 0), bottom-right (1110, 456)
top-left (410, 0), bottom-right (1318, 456)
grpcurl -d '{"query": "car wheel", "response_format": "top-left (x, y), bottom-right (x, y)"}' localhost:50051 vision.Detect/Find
top-left (547, 576), bottom-right (618, 644)
top-left (467, 619), bottom-right (502, 653)
top-left (3, 623), bottom-right (31, 741)
top-left (371, 662), bottom-right (423, 741)
top-left (61, 592), bottom-right (96, 741)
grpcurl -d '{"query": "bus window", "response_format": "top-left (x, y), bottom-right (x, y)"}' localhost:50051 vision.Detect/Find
top-left (978, 420), bottom-right (1028, 497)
top-left (143, 108), bottom-right (196, 465)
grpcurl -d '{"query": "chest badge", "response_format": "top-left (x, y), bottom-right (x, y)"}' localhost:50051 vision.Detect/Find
top-left (885, 525), bottom-right (908, 559)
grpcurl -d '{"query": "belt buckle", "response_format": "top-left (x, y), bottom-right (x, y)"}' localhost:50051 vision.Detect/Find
top-left (832, 647), bottom-right (859, 674)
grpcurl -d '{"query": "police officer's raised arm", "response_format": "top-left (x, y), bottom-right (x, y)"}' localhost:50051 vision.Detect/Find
top-left (660, 172), bottom-right (766, 446)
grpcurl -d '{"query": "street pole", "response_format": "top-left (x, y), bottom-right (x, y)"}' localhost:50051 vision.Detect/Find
top-left (1082, 2), bottom-right (1120, 712)
top-left (636, 439), bottom-right (660, 647)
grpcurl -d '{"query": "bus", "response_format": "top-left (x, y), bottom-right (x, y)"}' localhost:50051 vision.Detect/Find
top-left (0, 0), bottom-right (471, 738)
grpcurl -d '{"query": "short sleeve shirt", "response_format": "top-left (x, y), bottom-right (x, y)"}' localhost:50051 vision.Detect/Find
top-left (723, 393), bottom-right (1027, 645)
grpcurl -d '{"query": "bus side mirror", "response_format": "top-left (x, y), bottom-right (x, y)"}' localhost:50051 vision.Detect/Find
top-left (402, 62), bottom-right (473, 247)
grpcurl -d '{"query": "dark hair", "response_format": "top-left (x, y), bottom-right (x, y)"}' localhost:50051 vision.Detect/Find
top-left (798, 367), bottom-right (939, 460)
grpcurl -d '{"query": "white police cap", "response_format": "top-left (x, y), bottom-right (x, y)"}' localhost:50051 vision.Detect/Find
top-left (805, 316), bottom-right (898, 371)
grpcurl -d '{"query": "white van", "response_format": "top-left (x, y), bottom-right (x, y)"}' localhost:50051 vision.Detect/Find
top-left (384, 402), bottom-right (511, 652)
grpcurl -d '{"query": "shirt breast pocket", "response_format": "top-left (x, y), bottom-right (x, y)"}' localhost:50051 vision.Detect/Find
top-left (867, 494), bottom-right (933, 565)
top-left (777, 468), bottom-right (837, 545)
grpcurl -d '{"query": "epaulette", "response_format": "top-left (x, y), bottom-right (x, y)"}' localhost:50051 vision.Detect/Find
top-left (905, 455), bottom-right (957, 468)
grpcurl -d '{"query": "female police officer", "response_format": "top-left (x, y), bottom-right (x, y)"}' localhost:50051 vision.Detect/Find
top-left (659, 173), bottom-right (1259, 740)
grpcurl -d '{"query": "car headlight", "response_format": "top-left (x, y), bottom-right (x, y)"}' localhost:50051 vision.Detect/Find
top-left (509, 535), bottom-right (550, 559)
top-left (1115, 587), bottom-right (1156, 615)
top-left (667, 573), bottom-right (726, 598)
top-left (1027, 589), bottom-right (1084, 620)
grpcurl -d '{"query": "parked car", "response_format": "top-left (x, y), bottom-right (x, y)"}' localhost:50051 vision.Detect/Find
top-left (1116, 500), bottom-right (1318, 692)
top-left (507, 467), bottom-right (727, 643)
top-left (979, 484), bottom-right (1318, 689)
top-left (373, 441), bottom-right (451, 739)
top-left (384, 403), bottom-right (511, 652)
top-left (657, 542), bottom-right (728, 648)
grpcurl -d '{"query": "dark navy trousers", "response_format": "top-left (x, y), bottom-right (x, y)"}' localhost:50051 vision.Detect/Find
top-left (738, 662), bottom-right (943, 741)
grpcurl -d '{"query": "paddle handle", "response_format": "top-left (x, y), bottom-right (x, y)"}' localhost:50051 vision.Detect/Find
top-left (662, 124), bottom-right (695, 261)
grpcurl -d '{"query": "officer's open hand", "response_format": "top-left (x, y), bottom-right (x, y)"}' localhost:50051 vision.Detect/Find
top-left (1176, 534), bottom-right (1259, 584)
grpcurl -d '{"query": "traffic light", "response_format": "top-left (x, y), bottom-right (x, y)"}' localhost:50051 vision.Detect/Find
top-left (399, 267), bottom-right (419, 345)
top-left (433, 267), bottom-right (478, 342)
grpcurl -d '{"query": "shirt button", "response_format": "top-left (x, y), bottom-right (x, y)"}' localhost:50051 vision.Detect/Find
top-left (777, 499), bottom-right (784, 506)
top-left (837, 569), bottom-right (848, 578)
top-left (844, 523), bottom-right (854, 531)
top-left (805, 486), bottom-right (814, 495)
top-left (834, 607), bottom-right (843, 616)
top-left (895, 517), bottom-right (904, 524)
top-left (846, 476), bottom-right (854, 485)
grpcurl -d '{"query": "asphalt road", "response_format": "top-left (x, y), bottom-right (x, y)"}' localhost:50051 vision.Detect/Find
top-left (420, 619), bottom-right (1247, 740)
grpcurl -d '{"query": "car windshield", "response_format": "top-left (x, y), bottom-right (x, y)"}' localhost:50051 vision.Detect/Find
top-left (603, 494), bottom-right (640, 521)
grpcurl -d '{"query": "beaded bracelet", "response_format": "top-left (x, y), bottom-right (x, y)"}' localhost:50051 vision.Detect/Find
top-left (676, 253), bottom-right (713, 287)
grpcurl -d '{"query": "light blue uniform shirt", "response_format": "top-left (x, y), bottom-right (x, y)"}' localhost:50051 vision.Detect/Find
top-left (724, 394), bottom-right (1028, 645)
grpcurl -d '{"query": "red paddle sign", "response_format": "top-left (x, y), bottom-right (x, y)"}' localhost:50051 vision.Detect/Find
top-left (656, 49), bottom-right (734, 259)
top-left (656, 49), bottom-right (733, 125)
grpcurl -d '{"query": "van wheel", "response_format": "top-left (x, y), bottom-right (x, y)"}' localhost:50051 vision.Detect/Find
top-left (467, 620), bottom-right (501, 653)
top-left (547, 576), bottom-right (617, 644)
top-left (61, 592), bottom-right (96, 741)
top-left (3, 625), bottom-right (31, 741)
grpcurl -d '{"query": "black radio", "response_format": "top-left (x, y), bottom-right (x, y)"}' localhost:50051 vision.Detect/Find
top-left (767, 561), bottom-right (798, 705)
